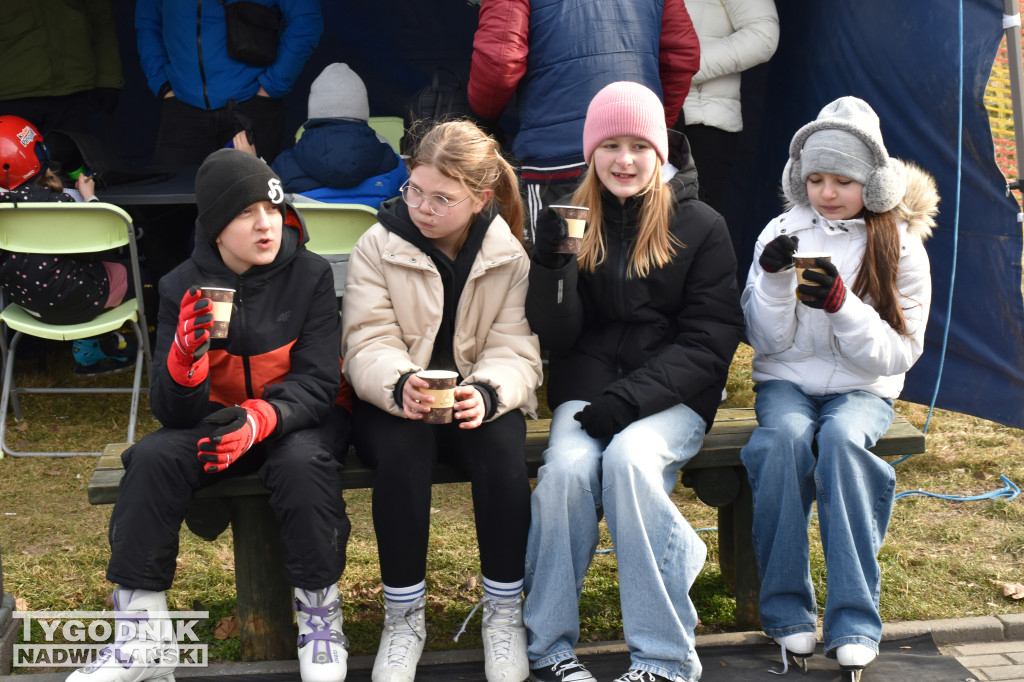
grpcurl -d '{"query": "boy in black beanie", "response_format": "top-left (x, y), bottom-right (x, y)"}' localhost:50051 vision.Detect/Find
top-left (66, 149), bottom-right (353, 682)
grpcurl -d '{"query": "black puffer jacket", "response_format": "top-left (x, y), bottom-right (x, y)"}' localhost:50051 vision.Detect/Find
top-left (151, 205), bottom-right (342, 434)
top-left (526, 139), bottom-right (744, 430)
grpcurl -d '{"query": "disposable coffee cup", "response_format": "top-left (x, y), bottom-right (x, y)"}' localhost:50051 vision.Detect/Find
top-left (551, 205), bottom-right (589, 254)
top-left (793, 253), bottom-right (831, 301)
top-left (416, 370), bottom-right (459, 424)
top-left (204, 287), bottom-right (235, 339)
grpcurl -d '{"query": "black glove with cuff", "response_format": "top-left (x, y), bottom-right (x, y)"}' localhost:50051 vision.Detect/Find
top-left (573, 394), bottom-right (637, 439)
top-left (532, 206), bottom-right (572, 269)
top-left (758, 235), bottom-right (800, 273)
top-left (798, 257), bottom-right (847, 313)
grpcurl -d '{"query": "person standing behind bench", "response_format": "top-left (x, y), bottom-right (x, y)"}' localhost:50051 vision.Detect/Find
top-left (65, 150), bottom-right (353, 682)
top-left (136, 0), bottom-right (322, 164)
top-left (740, 96), bottom-right (938, 679)
top-left (523, 81), bottom-right (744, 682)
top-left (341, 120), bottom-right (542, 682)
top-left (467, 0), bottom-right (700, 246)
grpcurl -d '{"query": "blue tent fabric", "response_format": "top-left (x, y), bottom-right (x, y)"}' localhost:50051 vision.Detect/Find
top-left (103, 1), bottom-right (1024, 426)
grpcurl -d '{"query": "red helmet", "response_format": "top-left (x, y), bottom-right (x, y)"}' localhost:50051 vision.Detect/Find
top-left (0, 116), bottom-right (50, 190)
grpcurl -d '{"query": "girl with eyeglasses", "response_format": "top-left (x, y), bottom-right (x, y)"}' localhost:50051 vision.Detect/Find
top-left (341, 119), bottom-right (542, 682)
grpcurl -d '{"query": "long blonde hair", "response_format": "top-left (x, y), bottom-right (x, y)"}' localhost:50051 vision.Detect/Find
top-left (409, 119), bottom-right (524, 245)
top-left (573, 158), bottom-right (678, 278)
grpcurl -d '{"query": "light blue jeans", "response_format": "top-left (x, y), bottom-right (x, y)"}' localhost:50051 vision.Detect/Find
top-left (740, 380), bottom-right (896, 656)
top-left (524, 400), bottom-right (707, 682)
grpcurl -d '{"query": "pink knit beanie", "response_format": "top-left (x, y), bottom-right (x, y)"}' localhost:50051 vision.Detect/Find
top-left (582, 81), bottom-right (668, 164)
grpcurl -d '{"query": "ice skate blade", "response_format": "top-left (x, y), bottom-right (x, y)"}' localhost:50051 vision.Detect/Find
top-left (839, 668), bottom-right (863, 682)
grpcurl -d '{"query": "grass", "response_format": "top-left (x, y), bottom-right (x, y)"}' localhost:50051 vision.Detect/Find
top-left (1, 339), bottom-right (1023, 667)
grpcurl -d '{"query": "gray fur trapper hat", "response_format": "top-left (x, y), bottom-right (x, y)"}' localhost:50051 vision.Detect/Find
top-left (781, 96), bottom-right (906, 213)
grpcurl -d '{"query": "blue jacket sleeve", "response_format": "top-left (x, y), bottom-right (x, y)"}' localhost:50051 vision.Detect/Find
top-left (135, 0), bottom-right (170, 97)
top-left (258, 0), bottom-right (323, 98)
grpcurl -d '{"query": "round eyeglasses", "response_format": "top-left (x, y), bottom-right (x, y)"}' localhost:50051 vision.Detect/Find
top-left (400, 182), bottom-right (471, 217)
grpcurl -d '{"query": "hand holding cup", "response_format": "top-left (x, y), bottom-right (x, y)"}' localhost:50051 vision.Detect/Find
top-left (403, 370), bottom-right (459, 423)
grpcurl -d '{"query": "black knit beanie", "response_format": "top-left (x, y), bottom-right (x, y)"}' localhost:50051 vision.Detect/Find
top-left (195, 149), bottom-right (285, 244)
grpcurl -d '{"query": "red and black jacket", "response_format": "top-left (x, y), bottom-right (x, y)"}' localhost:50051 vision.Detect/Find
top-left (150, 205), bottom-right (350, 436)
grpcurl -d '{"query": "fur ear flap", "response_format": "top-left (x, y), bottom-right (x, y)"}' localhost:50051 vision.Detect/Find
top-left (782, 155), bottom-right (808, 205)
top-left (863, 158), bottom-right (906, 213)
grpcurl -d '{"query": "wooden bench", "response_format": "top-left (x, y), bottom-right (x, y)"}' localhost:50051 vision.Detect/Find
top-left (87, 407), bottom-right (926, 661)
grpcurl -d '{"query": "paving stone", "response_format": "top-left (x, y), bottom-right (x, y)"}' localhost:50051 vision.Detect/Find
top-left (959, 654), bottom-right (1014, 668)
top-left (957, 641), bottom-right (1024, 656)
top-left (979, 663), bottom-right (1024, 680)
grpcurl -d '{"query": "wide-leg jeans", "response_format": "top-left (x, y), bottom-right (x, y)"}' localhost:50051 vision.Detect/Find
top-left (524, 400), bottom-right (707, 682)
top-left (741, 380), bottom-right (896, 656)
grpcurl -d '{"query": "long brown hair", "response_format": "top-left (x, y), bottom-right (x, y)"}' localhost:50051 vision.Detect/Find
top-left (854, 210), bottom-right (907, 335)
top-left (409, 119), bottom-right (524, 245)
top-left (572, 159), bottom-right (679, 278)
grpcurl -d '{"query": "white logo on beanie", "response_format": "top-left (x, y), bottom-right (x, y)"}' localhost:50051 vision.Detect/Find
top-left (267, 178), bottom-right (284, 204)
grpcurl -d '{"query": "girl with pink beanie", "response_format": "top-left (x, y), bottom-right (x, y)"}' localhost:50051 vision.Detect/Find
top-left (523, 81), bottom-right (745, 682)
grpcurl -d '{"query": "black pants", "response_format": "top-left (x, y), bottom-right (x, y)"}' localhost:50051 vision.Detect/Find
top-left (106, 404), bottom-right (352, 591)
top-left (684, 124), bottom-right (739, 214)
top-left (152, 95), bottom-right (286, 165)
top-left (352, 401), bottom-right (531, 587)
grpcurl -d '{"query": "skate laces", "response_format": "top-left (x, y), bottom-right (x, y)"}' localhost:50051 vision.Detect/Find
top-left (770, 639), bottom-right (791, 675)
top-left (295, 590), bottom-right (347, 654)
top-left (381, 602), bottom-right (425, 667)
top-left (478, 596), bottom-right (521, 661)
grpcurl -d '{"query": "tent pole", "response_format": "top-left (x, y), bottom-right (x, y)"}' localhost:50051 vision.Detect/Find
top-left (1003, 0), bottom-right (1024, 190)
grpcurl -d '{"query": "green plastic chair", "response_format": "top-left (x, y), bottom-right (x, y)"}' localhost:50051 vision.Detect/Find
top-left (294, 203), bottom-right (379, 299)
top-left (367, 116), bottom-right (405, 153)
top-left (0, 202), bottom-right (152, 457)
top-left (295, 116), bottom-right (406, 154)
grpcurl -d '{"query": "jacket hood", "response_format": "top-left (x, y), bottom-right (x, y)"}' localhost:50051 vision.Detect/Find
top-left (782, 159), bottom-right (938, 241)
top-left (892, 161), bottom-right (939, 241)
top-left (664, 129), bottom-right (700, 202)
top-left (276, 119), bottom-right (399, 192)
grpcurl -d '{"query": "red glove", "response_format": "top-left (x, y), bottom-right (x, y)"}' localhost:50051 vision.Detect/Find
top-left (167, 286), bottom-right (214, 386)
top-left (197, 399), bottom-right (278, 473)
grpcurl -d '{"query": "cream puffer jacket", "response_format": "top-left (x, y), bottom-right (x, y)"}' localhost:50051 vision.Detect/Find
top-left (681, 0), bottom-right (779, 132)
top-left (341, 214), bottom-right (542, 419)
top-left (742, 162), bottom-right (940, 400)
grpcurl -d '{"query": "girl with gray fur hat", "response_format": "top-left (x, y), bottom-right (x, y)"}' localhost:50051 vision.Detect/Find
top-left (740, 96), bottom-right (939, 680)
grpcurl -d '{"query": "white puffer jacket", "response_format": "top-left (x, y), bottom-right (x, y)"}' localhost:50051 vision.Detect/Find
top-left (681, 0), bottom-right (779, 132)
top-left (742, 162), bottom-right (940, 399)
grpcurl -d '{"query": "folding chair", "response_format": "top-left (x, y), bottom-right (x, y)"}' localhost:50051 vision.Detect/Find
top-left (367, 116), bottom-right (405, 154)
top-left (0, 202), bottom-right (152, 457)
top-left (293, 203), bottom-right (379, 299)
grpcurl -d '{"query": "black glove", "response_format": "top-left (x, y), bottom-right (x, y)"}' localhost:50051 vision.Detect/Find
top-left (91, 87), bottom-right (121, 115)
top-left (573, 394), bottom-right (637, 439)
top-left (798, 257), bottom-right (847, 313)
top-left (758, 235), bottom-right (800, 273)
top-left (532, 206), bottom-right (571, 268)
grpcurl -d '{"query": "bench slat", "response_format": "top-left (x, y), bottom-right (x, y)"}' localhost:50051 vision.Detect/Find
top-left (89, 409), bottom-right (924, 503)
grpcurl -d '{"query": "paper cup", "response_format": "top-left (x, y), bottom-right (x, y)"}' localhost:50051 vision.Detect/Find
top-left (204, 287), bottom-right (235, 339)
top-left (551, 205), bottom-right (589, 254)
top-left (793, 253), bottom-right (831, 301)
top-left (417, 370), bottom-right (458, 424)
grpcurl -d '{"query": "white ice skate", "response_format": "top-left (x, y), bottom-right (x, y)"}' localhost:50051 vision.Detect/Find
top-left (371, 597), bottom-right (426, 682)
top-left (294, 585), bottom-right (348, 682)
top-left (770, 632), bottom-right (816, 675)
top-left (836, 643), bottom-right (876, 681)
top-left (480, 594), bottom-right (528, 682)
top-left (65, 588), bottom-right (177, 682)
